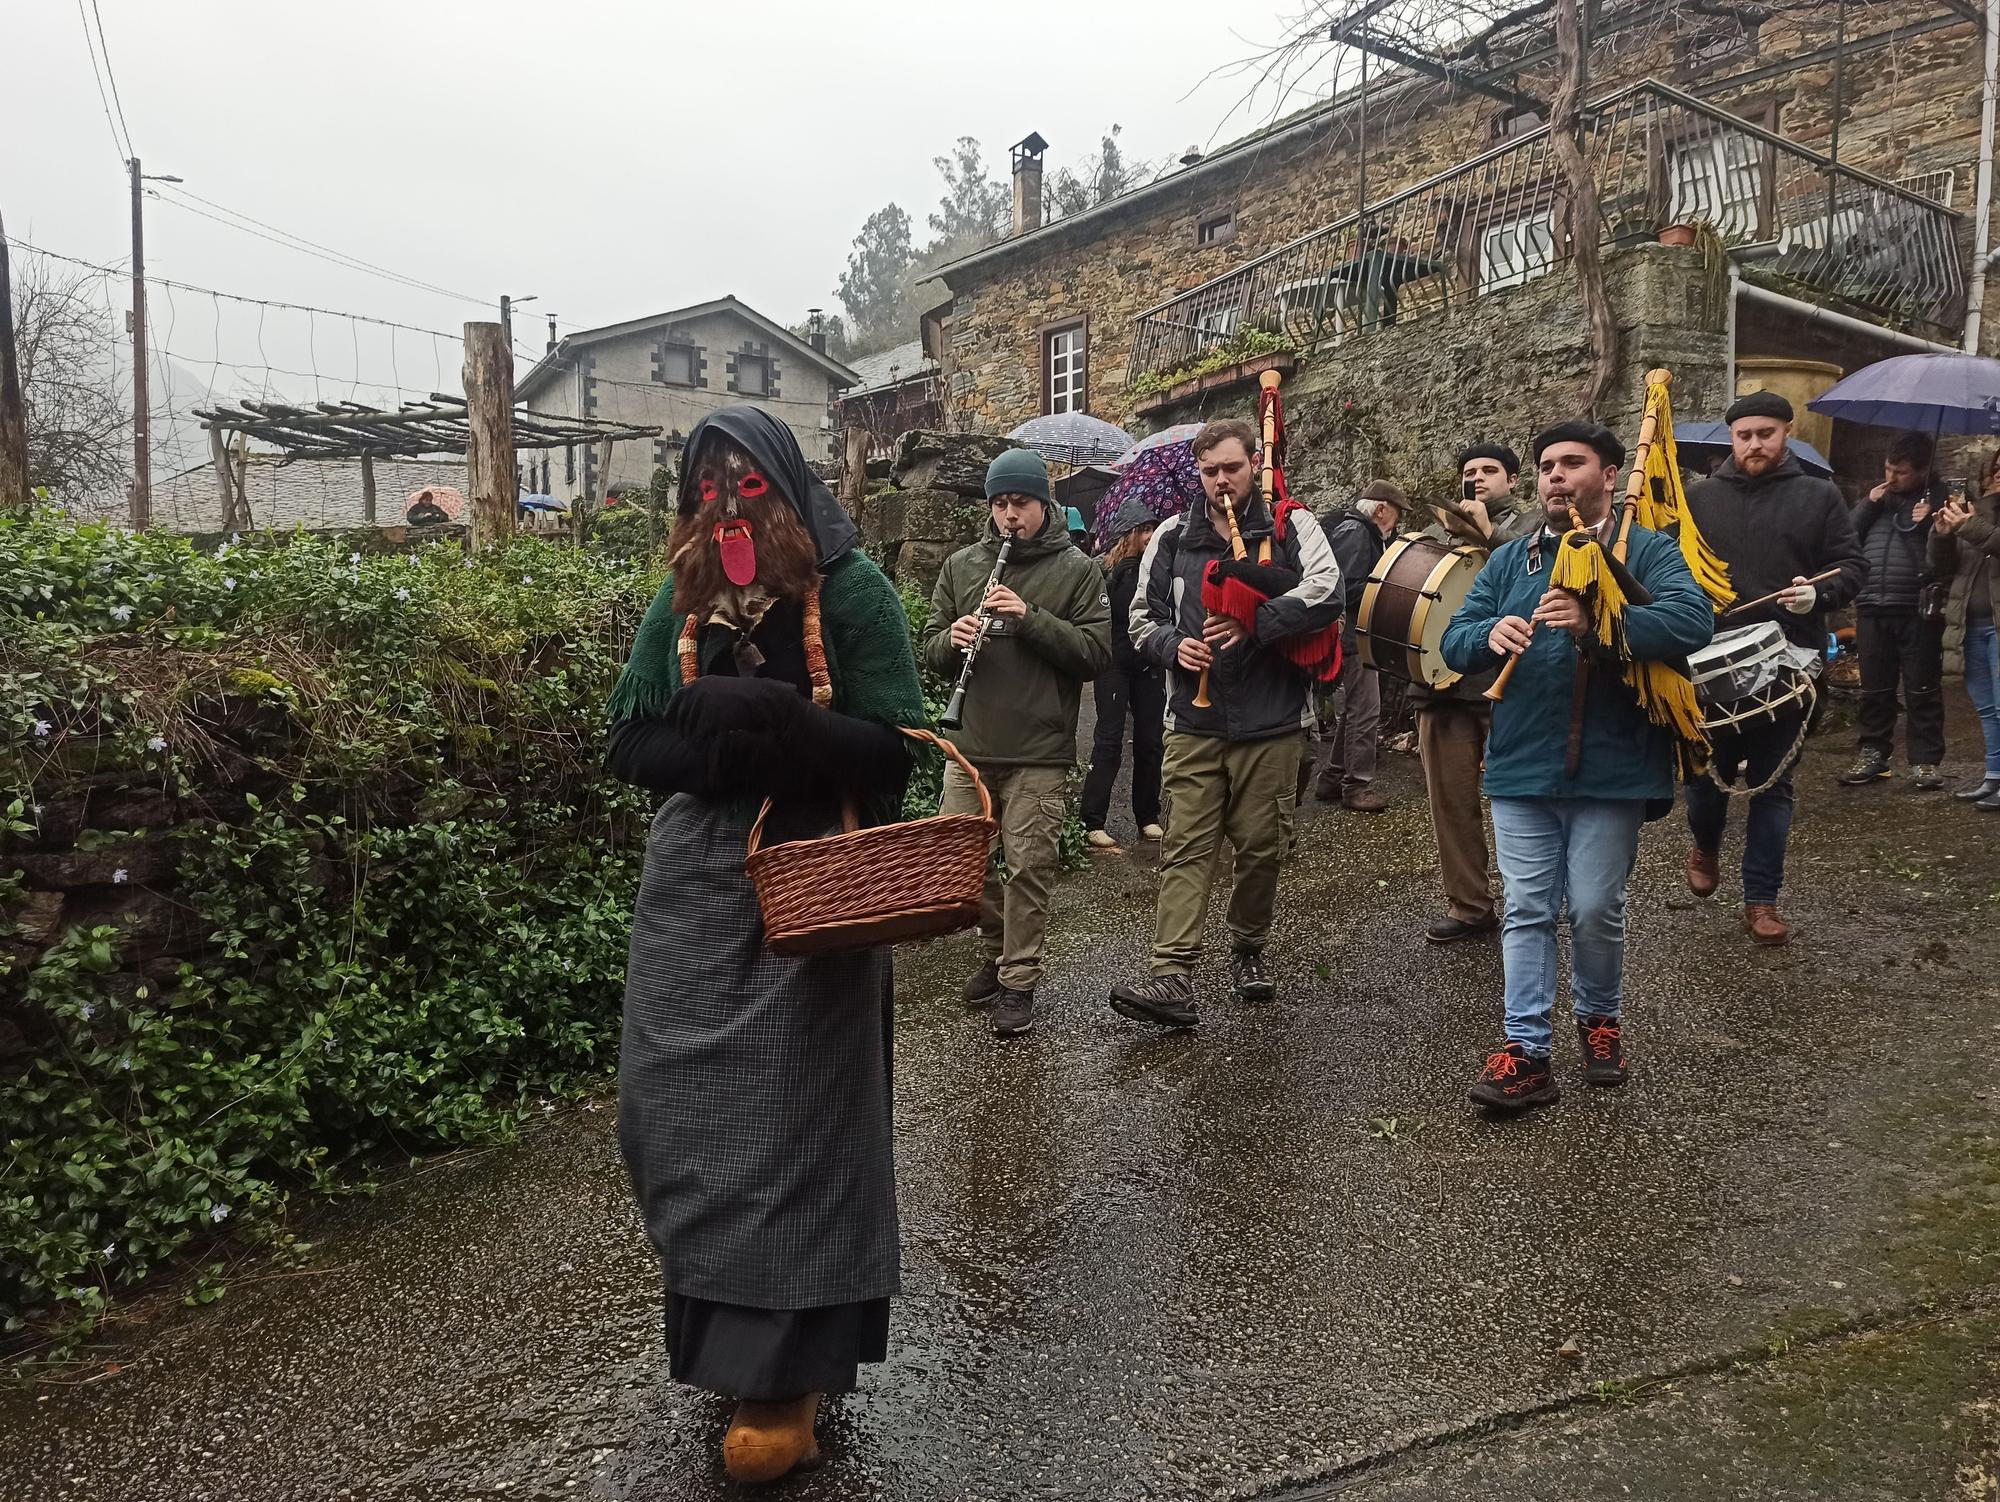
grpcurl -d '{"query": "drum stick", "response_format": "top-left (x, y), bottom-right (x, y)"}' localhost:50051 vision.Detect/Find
top-left (1719, 568), bottom-right (1842, 619)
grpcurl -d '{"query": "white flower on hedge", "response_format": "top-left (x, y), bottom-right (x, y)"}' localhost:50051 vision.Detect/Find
top-left (101, 1242), bottom-right (117, 1258)
top-left (33, 719), bottom-right (52, 738)
top-left (222, 577), bottom-right (238, 592)
top-left (118, 1055), bottom-right (133, 1070)
top-left (147, 735), bottom-right (167, 752)
top-left (521, 574), bottom-right (534, 585)
top-left (395, 587), bottom-right (411, 602)
top-left (349, 552), bottom-right (362, 565)
top-left (79, 1002), bottom-right (96, 1020)
top-left (112, 867), bottom-right (130, 884)
top-left (209, 1204), bottom-right (230, 1223)
top-left (110, 604), bottom-right (133, 623)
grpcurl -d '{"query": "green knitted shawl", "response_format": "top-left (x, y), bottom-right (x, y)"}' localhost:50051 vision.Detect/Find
top-left (607, 551), bottom-right (928, 823)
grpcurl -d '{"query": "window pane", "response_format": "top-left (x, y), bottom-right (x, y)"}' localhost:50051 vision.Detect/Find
top-left (1046, 325), bottom-right (1086, 414)
top-left (1479, 214), bottom-right (1553, 291)
top-left (737, 356), bottom-right (769, 397)
top-left (659, 344), bottom-right (693, 385)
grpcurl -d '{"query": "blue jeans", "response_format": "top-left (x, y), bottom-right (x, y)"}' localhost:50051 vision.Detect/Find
top-left (1683, 705), bottom-right (1802, 906)
top-left (1489, 797), bottom-right (1646, 1058)
top-left (1966, 620), bottom-right (2000, 778)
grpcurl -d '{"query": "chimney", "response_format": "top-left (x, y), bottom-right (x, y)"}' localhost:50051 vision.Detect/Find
top-left (1011, 132), bottom-right (1049, 236)
top-left (546, 315), bottom-right (558, 353)
top-left (1180, 144), bottom-right (1204, 168)
top-left (806, 307), bottom-right (827, 353)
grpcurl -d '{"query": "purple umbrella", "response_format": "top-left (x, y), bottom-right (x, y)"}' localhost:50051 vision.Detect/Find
top-left (1110, 423), bottom-right (1205, 469)
top-left (1806, 353), bottom-right (2000, 435)
top-left (1093, 437), bottom-right (1204, 544)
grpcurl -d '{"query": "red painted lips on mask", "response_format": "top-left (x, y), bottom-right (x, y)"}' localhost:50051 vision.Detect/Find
top-left (715, 519), bottom-right (758, 586)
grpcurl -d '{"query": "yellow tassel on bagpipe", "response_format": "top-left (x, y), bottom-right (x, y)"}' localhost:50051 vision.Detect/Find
top-left (1630, 377), bottom-right (1734, 610)
top-left (1551, 532), bottom-right (1711, 779)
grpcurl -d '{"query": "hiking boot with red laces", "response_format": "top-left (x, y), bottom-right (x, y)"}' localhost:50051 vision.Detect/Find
top-left (1576, 1014), bottom-right (1628, 1087)
top-left (1467, 1042), bottom-right (1559, 1112)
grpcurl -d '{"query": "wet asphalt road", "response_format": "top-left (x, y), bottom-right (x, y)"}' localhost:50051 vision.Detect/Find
top-left (7, 708), bottom-right (2000, 1501)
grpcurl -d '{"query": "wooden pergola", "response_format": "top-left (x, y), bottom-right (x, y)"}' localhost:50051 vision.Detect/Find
top-left (195, 322), bottom-right (661, 544)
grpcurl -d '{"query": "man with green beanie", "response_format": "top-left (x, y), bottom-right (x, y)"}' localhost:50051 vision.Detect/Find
top-left (925, 447), bottom-right (1113, 1038)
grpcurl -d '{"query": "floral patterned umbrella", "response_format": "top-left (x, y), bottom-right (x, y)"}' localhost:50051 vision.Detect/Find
top-left (1092, 436), bottom-right (1204, 545)
top-left (1109, 423), bottom-right (1205, 469)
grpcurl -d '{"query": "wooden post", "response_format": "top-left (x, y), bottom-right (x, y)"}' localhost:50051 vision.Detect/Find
top-left (208, 425), bottom-right (233, 530)
top-left (595, 436), bottom-right (614, 506)
top-left (360, 451), bottom-right (377, 525)
top-left (463, 320), bottom-right (516, 550)
top-left (840, 424), bottom-right (869, 511)
top-left (232, 430), bottom-right (250, 531)
top-left (0, 210), bottom-right (29, 512)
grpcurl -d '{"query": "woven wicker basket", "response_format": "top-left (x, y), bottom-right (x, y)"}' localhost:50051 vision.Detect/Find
top-left (745, 728), bottom-right (997, 957)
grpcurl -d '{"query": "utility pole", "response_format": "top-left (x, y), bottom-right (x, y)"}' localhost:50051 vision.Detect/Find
top-left (127, 160), bottom-right (182, 530)
top-left (129, 158), bottom-right (149, 529)
top-left (463, 320), bottom-right (517, 550)
top-left (0, 206), bottom-right (29, 511)
top-left (499, 292), bottom-right (536, 356)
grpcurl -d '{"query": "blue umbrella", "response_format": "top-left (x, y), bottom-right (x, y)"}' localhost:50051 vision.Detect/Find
top-left (1673, 421), bottom-right (1833, 478)
top-left (1806, 353), bottom-right (2000, 435)
top-left (1007, 412), bottom-right (1136, 466)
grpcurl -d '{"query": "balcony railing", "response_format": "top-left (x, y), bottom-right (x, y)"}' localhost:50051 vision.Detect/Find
top-left (1128, 81), bottom-right (1965, 385)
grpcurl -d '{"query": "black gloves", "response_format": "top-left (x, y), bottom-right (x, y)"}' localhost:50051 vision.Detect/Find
top-left (1207, 557), bottom-right (1302, 597)
top-left (664, 674), bottom-right (807, 742)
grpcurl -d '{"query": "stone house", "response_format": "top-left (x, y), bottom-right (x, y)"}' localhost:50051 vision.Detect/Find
top-left (928, 0), bottom-right (1994, 501)
top-left (514, 296), bottom-right (858, 499)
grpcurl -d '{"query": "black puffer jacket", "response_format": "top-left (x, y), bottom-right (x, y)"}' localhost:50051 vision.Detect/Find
top-left (1106, 553), bottom-right (1146, 671)
top-left (1319, 506), bottom-right (1388, 616)
top-left (1685, 454), bottom-right (1867, 649)
top-left (1853, 482), bottom-right (1946, 613)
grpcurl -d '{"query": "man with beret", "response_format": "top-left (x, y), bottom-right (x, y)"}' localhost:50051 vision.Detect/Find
top-left (926, 448), bottom-right (1113, 1037)
top-left (1681, 390), bottom-right (1866, 947)
top-left (1441, 421), bottom-right (1713, 1112)
top-left (1309, 479), bottom-right (1412, 812)
top-left (1410, 442), bottom-right (1543, 942)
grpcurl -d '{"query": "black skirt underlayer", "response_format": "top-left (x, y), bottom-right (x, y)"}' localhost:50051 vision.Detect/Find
top-left (664, 1292), bottom-right (890, 1401)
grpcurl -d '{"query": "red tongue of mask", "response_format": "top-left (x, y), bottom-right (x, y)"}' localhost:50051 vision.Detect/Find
top-left (715, 519), bottom-right (758, 586)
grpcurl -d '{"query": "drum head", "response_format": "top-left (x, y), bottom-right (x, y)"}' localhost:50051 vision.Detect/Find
top-left (1413, 548), bottom-right (1482, 688)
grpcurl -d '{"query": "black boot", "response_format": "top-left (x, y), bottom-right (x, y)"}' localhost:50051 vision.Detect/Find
top-left (1467, 1042), bottom-right (1559, 1112)
top-left (1109, 973), bottom-right (1199, 1028)
top-left (991, 987), bottom-right (1035, 1038)
top-left (1230, 947), bottom-right (1276, 1002)
top-left (962, 960), bottom-right (1002, 1007)
top-left (1956, 776), bottom-right (2000, 802)
top-left (1576, 1014), bottom-right (1629, 1087)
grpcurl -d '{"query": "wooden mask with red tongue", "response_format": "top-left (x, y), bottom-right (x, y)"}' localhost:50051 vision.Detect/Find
top-left (698, 470), bottom-right (771, 587)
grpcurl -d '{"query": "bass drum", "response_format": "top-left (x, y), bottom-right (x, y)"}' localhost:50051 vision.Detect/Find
top-left (1354, 535), bottom-right (1486, 688)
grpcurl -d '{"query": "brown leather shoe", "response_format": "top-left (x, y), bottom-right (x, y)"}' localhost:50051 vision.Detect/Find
top-left (723, 1393), bottom-right (823, 1484)
top-left (1743, 904), bottom-right (1790, 947)
top-left (1685, 846), bottom-right (1719, 898)
top-left (1343, 785), bottom-right (1391, 813)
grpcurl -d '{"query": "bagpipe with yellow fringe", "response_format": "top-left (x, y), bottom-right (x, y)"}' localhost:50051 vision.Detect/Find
top-left (1491, 368), bottom-right (1735, 779)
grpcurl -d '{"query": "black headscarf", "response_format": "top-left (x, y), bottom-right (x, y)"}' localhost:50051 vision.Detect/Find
top-left (677, 405), bottom-right (858, 568)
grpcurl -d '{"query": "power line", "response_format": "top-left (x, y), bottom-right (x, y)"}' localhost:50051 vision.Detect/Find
top-left (74, 0), bottom-right (128, 165)
top-left (88, 0), bottom-right (136, 161)
top-left (149, 184), bottom-right (487, 308)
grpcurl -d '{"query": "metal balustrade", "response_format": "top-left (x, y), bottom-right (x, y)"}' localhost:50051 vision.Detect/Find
top-left (1128, 81), bottom-right (1965, 386)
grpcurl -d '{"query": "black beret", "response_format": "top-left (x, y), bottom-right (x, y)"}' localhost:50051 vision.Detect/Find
top-left (1456, 441), bottom-right (1522, 477)
top-left (1532, 420), bottom-right (1626, 470)
top-left (1724, 389), bottom-right (1795, 425)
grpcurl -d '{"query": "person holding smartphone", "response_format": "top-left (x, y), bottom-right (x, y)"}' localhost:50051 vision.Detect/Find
top-left (1931, 450), bottom-right (2000, 808)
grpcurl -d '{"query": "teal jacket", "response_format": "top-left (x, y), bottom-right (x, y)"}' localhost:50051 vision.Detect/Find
top-left (1440, 523), bottom-right (1714, 802)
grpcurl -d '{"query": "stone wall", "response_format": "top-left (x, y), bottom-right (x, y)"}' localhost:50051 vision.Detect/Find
top-left (1136, 243), bottom-right (1729, 510)
top-left (854, 431), bottom-right (1025, 596)
top-left (937, 1), bottom-right (1988, 434)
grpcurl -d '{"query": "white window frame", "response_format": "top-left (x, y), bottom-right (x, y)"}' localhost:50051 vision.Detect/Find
top-left (1668, 131), bottom-right (1766, 237)
top-left (1478, 211), bottom-right (1555, 292)
top-left (1197, 211), bottom-right (1236, 247)
top-left (1044, 323), bottom-right (1087, 415)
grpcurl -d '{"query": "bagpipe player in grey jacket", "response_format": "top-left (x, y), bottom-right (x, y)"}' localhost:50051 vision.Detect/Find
top-left (1107, 418), bottom-right (1343, 1028)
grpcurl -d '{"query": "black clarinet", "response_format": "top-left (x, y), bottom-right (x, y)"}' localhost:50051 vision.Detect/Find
top-left (939, 531), bottom-right (1017, 729)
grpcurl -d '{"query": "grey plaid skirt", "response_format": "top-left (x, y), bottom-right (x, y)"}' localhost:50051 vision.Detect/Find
top-left (618, 793), bottom-right (900, 1309)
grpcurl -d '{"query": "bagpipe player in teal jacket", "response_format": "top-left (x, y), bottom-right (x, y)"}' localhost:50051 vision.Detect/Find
top-left (1441, 421), bottom-right (1713, 1114)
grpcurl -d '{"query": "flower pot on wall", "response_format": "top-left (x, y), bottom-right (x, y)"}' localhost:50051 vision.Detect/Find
top-left (1657, 224), bottom-right (1697, 247)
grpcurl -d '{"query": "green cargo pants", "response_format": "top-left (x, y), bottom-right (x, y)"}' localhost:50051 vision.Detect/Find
top-left (939, 761), bottom-right (1068, 991)
top-left (1151, 729), bottom-right (1303, 975)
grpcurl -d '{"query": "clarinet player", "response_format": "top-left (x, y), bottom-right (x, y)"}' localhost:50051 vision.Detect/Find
top-left (924, 449), bottom-right (1112, 1039)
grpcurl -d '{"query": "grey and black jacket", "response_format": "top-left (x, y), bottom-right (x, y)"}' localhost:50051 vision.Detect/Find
top-left (1129, 494), bottom-right (1342, 740)
top-left (1853, 481), bottom-right (1946, 614)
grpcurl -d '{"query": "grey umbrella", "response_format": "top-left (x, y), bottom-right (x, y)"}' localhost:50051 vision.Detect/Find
top-left (1007, 413), bottom-right (1137, 467)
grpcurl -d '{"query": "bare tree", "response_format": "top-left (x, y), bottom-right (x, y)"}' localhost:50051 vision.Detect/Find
top-left (11, 251), bottom-right (130, 501)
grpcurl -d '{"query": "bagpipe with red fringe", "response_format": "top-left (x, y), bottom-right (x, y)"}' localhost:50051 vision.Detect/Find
top-left (1198, 370), bottom-right (1343, 685)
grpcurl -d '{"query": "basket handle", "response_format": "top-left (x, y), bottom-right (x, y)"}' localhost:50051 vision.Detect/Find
top-left (745, 726), bottom-right (992, 858)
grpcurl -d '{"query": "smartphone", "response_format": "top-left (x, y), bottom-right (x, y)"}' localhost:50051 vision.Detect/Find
top-left (1462, 478), bottom-right (1478, 504)
top-left (1947, 476), bottom-right (1968, 507)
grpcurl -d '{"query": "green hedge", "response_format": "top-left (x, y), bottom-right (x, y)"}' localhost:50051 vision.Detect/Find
top-left (1, 514), bottom-right (656, 1344)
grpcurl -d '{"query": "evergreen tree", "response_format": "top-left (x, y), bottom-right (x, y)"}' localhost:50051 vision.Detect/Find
top-left (835, 204), bottom-right (915, 353)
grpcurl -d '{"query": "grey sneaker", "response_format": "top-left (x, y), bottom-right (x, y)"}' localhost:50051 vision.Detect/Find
top-left (962, 960), bottom-right (1002, 1007)
top-left (1109, 973), bottom-right (1199, 1028)
top-left (1230, 947), bottom-right (1276, 1002)
top-left (1840, 750), bottom-right (1892, 784)
top-left (1911, 764), bottom-right (1946, 791)
top-left (991, 987), bottom-right (1035, 1038)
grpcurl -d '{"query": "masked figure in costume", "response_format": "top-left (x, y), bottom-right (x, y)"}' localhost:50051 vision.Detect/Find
top-left (606, 407), bottom-right (925, 1484)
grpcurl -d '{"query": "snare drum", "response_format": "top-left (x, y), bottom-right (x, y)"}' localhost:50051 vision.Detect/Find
top-left (1688, 623), bottom-right (1814, 731)
top-left (1354, 535), bottom-right (1486, 688)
